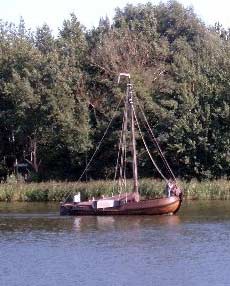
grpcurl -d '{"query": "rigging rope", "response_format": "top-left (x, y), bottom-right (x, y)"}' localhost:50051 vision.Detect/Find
top-left (63, 76), bottom-right (177, 203)
top-left (123, 93), bottom-right (128, 193)
top-left (119, 97), bottom-right (128, 193)
top-left (135, 96), bottom-right (177, 181)
top-left (64, 96), bottom-right (124, 203)
top-left (131, 102), bottom-right (168, 182)
top-left (113, 121), bottom-right (123, 191)
top-left (113, 97), bottom-right (128, 194)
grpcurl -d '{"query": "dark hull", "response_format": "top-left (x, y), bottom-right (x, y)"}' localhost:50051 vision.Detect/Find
top-left (60, 196), bottom-right (182, 216)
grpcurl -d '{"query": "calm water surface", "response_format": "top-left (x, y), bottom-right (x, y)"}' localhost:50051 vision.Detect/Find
top-left (0, 201), bottom-right (230, 286)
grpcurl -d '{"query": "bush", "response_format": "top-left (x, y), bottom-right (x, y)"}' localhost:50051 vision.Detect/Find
top-left (0, 179), bottom-right (229, 202)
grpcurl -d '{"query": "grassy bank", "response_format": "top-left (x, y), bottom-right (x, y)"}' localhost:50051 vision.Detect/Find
top-left (0, 179), bottom-right (229, 202)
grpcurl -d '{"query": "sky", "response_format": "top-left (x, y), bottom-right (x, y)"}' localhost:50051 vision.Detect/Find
top-left (0, 0), bottom-right (230, 34)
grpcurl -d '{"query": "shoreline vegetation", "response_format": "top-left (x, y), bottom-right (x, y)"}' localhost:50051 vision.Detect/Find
top-left (0, 179), bottom-right (229, 202)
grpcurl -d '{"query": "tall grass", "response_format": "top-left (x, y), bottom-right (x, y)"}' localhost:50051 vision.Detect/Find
top-left (181, 179), bottom-right (230, 200)
top-left (0, 179), bottom-right (229, 202)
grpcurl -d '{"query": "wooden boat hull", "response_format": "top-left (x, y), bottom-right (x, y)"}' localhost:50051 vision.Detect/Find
top-left (60, 196), bottom-right (182, 216)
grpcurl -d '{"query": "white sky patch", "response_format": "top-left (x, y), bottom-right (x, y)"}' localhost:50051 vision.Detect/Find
top-left (0, 0), bottom-right (230, 34)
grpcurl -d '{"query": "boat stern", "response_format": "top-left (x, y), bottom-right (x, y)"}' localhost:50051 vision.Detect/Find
top-left (60, 202), bottom-right (71, 216)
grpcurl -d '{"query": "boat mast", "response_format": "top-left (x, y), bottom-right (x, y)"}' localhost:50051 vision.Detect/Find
top-left (128, 82), bottom-right (138, 194)
top-left (118, 73), bottom-right (138, 194)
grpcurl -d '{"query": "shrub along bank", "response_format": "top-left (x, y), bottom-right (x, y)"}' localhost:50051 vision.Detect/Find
top-left (0, 179), bottom-right (229, 202)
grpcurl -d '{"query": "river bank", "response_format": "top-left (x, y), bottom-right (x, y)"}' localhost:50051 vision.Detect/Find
top-left (0, 179), bottom-right (229, 202)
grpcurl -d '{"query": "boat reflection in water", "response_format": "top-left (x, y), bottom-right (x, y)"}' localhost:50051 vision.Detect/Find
top-left (73, 216), bottom-right (116, 232)
top-left (73, 215), bottom-right (181, 233)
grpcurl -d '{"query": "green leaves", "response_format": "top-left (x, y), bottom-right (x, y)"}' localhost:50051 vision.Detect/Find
top-left (0, 15), bottom-right (90, 179)
top-left (0, 2), bottom-right (229, 180)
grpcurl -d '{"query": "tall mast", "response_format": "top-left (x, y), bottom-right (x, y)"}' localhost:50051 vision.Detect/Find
top-left (128, 82), bottom-right (138, 194)
top-left (118, 73), bottom-right (138, 194)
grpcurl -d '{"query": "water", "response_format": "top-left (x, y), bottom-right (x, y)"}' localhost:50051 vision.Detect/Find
top-left (1, 201), bottom-right (230, 286)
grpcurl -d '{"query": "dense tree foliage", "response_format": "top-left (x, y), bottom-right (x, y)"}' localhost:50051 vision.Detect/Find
top-left (0, 1), bottom-right (229, 181)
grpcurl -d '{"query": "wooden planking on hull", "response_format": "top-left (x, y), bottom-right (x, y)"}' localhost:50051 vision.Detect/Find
top-left (60, 196), bottom-right (182, 216)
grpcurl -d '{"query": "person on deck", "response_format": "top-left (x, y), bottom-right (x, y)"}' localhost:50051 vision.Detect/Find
top-left (165, 180), bottom-right (175, 197)
top-left (165, 180), bottom-right (182, 198)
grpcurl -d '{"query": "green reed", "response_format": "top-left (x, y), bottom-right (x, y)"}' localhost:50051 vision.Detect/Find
top-left (0, 179), bottom-right (229, 202)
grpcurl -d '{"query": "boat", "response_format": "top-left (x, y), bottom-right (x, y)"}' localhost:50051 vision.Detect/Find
top-left (60, 73), bottom-right (182, 216)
